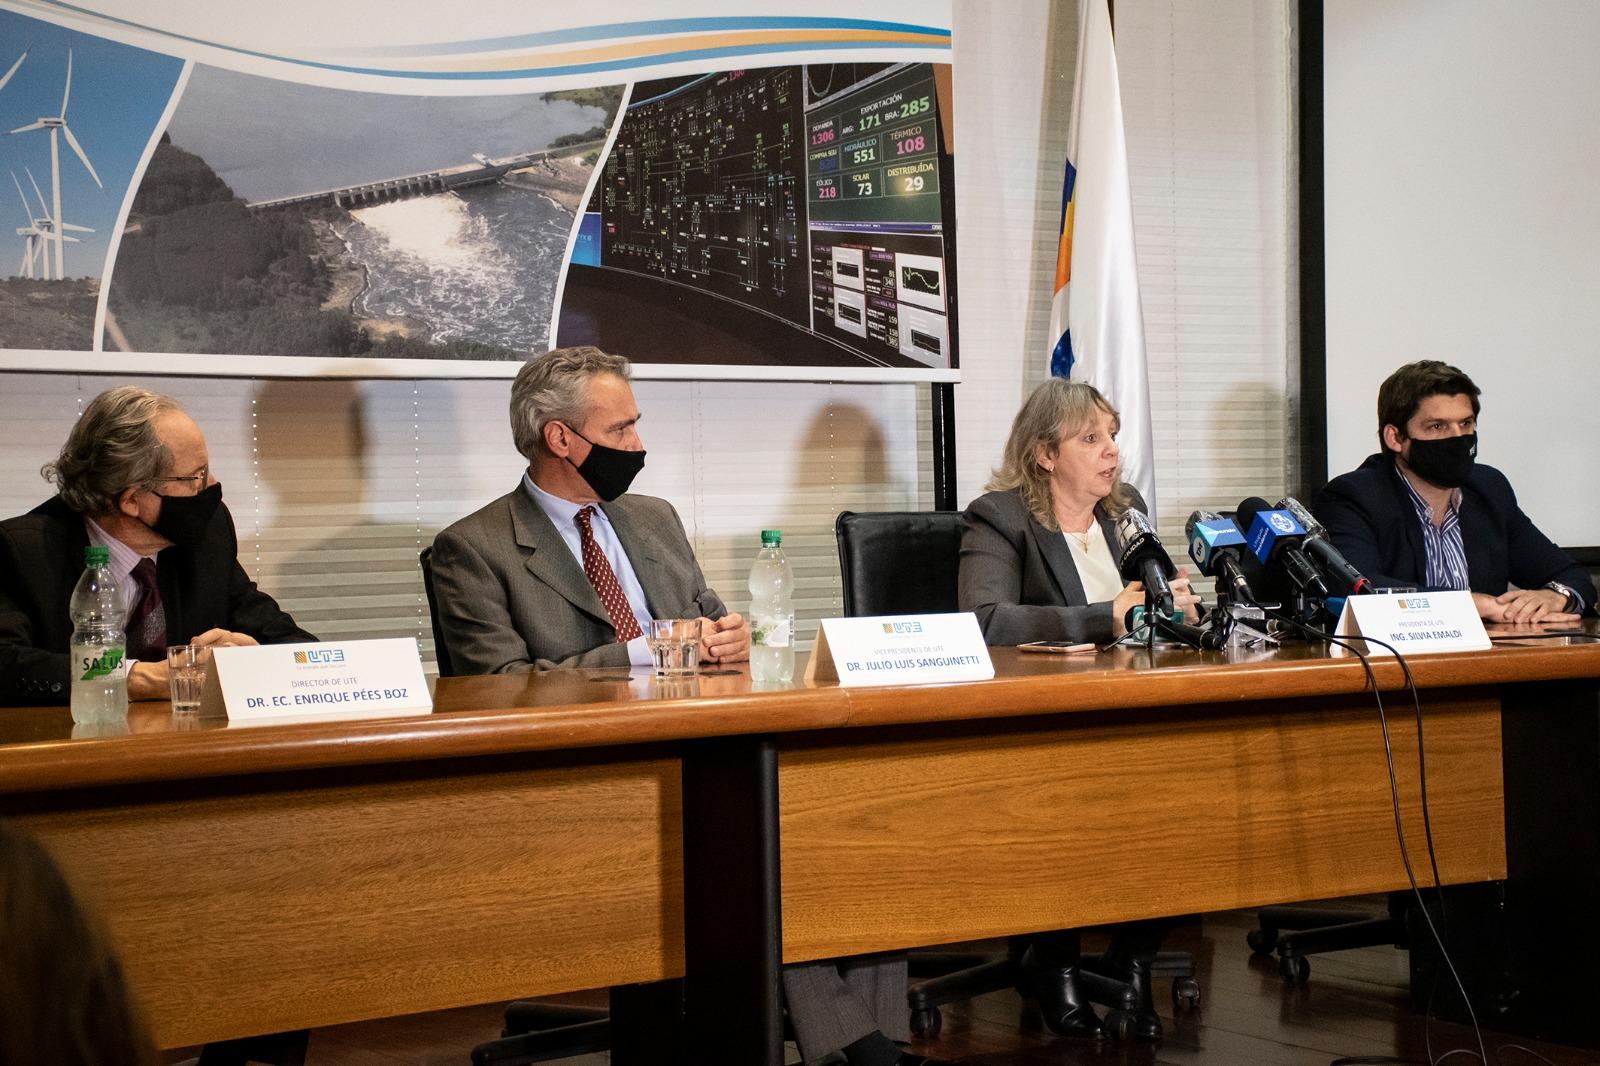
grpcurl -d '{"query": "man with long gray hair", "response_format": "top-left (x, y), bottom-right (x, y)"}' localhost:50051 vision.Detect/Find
top-left (0, 386), bottom-right (315, 706)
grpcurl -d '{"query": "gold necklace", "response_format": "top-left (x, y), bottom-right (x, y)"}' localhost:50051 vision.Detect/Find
top-left (1063, 526), bottom-right (1093, 551)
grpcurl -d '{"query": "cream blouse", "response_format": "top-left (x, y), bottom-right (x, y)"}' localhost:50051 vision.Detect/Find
top-left (1062, 521), bottom-right (1125, 604)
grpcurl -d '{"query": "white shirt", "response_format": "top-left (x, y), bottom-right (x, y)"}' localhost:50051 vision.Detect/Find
top-left (83, 517), bottom-right (157, 627)
top-left (1062, 521), bottom-right (1125, 605)
top-left (521, 472), bottom-right (653, 667)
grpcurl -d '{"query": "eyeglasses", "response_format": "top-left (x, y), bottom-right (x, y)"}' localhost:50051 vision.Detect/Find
top-left (147, 467), bottom-right (209, 492)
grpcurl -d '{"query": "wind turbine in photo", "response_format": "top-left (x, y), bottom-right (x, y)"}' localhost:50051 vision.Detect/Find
top-left (12, 170), bottom-right (48, 278)
top-left (4, 52), bottom-right (36, 278)
top-left (8, 49), bottom-right (103, 280)
top-left (13, 166), bottom-right (90, 279)
top-left (0, 49), bottom-right (24, 92)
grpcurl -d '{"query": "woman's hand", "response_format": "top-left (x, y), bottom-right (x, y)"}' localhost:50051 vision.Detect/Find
top-left (1113, 568), bottom-right (1203, 638)
top-left (1111, 581), bottom-right (1146, 637)
top-left (1170, 566), bottom-right (1203, 624)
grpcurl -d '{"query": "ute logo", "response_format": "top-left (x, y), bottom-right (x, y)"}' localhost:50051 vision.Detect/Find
top-left (294, 648), bottom-right (347, 665)
top-left (881, 621), bottom-right (924, 635)
top-left (1396, 597), bottom-right (1431, 610)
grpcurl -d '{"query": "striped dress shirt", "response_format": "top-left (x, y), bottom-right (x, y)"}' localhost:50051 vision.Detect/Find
top-left (1395, 468), bottom-right (1471, 592)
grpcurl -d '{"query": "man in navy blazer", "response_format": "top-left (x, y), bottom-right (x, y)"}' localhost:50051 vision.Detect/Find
top-left (1316, 360), bottom-right (1593, 624)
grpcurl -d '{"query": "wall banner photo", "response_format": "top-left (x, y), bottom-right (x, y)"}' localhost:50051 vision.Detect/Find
top-left (0, 1), bottom-right (956, 381)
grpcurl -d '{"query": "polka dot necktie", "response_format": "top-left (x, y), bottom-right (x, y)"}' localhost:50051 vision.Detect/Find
top-left (125, 557), bottom-right (168, 662)
top-left (575, 506), bottom-right (643, 643)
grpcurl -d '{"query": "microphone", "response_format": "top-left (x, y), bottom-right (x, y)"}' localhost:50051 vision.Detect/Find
top-left (1235, 496), bottom-right (1330, 600)
top-left (1114, 508), bottom-right (1176, 617)
top-left (1185, 509), bottom-right (1257, 603)
top-left (1125, 604), bottom-right (1227, 650)
top-left (1168, 617), bottom-right (1227, 650)
top-left (1275, 496), bottom-right (1373, 596)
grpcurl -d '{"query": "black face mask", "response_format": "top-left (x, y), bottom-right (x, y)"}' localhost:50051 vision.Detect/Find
top-left (563, 427), bottom-right (645, 502)
top-left (1404, 433), bottom-right (1477, 489)
top-left (151, 482), bottom-right (223, 547)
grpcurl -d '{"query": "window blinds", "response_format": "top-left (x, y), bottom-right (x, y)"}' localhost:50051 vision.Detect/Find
top-left (0, 0), bottom-right (1294, 665)
top-left (951, 0), bottom-right (1294, 596)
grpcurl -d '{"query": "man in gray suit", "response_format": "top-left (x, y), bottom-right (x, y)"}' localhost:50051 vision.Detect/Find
top-left (432, 347), bottom-right (944, 1066)
top-left (431, 346), bottom-right (748, 672)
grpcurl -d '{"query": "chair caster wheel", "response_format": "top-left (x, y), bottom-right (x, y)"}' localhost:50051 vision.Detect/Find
top-left (1246, 928), bottom-right (1276, 956)
top-left (1172, 976), bottom-right (1201, 1010)
top-left (910, 1006), bottom-right (943, 1039)
top-left (1106, 1009), bottom-right (1136, 1040)
top-left (1280, 954), bottom-right (1310, 985)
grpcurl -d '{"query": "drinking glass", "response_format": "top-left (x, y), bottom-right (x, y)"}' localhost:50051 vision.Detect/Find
top-left (166, 644), bottom-right (211, 714)
top-left (647, 618), bottom-right (702, 677)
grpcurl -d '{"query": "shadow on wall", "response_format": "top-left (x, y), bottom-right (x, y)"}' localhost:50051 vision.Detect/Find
top-left (1164, 378), bottom-right (1289, 601)
top-left (251, 378), bottom-right (463, 665)
top-left (1200, 379), bottom-right (1289, 519)
top-left (709, 401), bottom-right (893, 646)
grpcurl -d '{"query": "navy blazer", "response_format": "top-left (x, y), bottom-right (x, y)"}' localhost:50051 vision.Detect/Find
top-left (0, 496), bottom-right (317, 706)
top-left (1314, 454), bottom-right (1594, 610)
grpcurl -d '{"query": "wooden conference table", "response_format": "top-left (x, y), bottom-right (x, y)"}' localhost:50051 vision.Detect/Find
top-left (3, 626), bottom-right (1599, 1064)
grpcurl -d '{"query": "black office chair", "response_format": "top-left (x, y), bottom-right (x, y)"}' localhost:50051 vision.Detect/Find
top-left (834, 511), bottom-right (1200, 1041)
top-left (836, 510), bottom-right (969, 619)
top-left (419, 545), bottom-right (614, 1064)
top-left (418, 546), bottom-right (456, 679)
top-left (1247, 894), bottom-right (1408, 985)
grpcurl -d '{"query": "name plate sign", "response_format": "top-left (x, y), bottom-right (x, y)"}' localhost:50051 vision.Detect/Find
top-left (200, 638), bottom-right (432, 722)
top-left (804, 613), bottom-right (994, 686)
top-left (1334, 590), bottom-right (1490, 655)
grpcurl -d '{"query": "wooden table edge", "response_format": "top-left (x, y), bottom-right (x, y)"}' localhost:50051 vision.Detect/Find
top-left (4, 641), bottom-right (1596, 794)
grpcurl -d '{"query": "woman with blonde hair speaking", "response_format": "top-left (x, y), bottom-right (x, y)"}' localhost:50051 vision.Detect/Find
top-left (961, 377), bottom-right (1199, 646)
top-left (957, 378), bottom-right (1200, 1040)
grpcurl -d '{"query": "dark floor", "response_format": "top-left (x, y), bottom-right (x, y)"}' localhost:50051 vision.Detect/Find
top-left (169, 909), bottom-right (1599, 1065)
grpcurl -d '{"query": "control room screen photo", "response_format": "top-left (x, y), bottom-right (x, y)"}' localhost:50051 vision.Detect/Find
top-left (557, 62), bottom-right (957, 374)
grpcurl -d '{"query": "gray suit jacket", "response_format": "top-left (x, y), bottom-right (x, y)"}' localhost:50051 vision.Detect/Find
top-left (959, 487), bottom-right (1144, 646)
top-left (430, 485), bottom-right (727, 672)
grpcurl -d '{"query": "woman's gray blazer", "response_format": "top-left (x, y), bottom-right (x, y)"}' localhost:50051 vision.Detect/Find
top-left (959, 487), bottom-right (1145, 646)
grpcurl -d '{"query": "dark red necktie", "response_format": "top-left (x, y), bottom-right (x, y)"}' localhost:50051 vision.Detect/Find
top-left (125, 558), bottom-right (168, 662)
top-left (575, 506), bottom-right (643, 642)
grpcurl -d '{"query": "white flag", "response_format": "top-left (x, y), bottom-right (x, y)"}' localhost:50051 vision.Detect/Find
top-left (1048, 0), bottom-right (1155, 517)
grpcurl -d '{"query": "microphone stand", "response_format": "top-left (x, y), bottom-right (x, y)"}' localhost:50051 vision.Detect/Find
top-left (1140, 587), bottom-right (1208, 651)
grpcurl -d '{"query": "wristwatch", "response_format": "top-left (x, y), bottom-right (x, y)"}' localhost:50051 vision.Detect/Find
top-left (1545, 581), bottom-right (1583, 614)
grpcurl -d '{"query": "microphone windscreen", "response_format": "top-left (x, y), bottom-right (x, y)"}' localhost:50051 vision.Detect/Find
top-left (1115, 508), bottom-right (1157, 551)
top-left (1235, 496), bottom-right (1273, 532)
top-left (1276, 496), bottom-right (1328, 538)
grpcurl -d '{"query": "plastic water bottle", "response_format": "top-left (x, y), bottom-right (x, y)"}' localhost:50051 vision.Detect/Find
top-left (69, 545), bottom-right (128, 724)
top-left (748, 529), bottom-right (795, 684)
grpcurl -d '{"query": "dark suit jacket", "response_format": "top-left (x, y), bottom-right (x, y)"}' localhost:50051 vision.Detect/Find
top-left (959, 487), bottom-right (1144, 646)
top-left (0, 496), bottom-right (317, 706)
top-left (1315, 454), bottom-right (1594, 609)
top-left (429, 484), bottom-right (728, 673)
